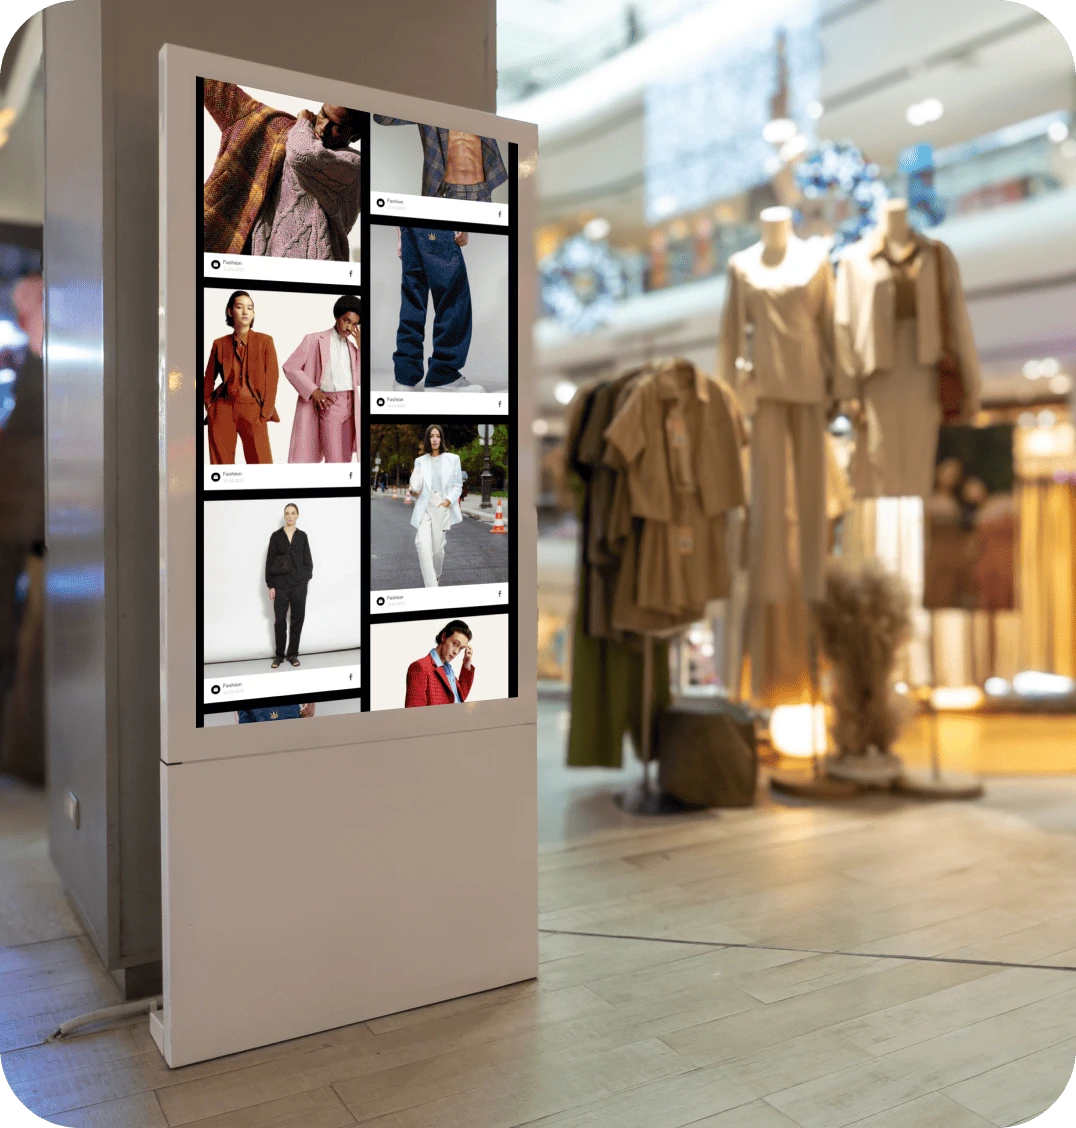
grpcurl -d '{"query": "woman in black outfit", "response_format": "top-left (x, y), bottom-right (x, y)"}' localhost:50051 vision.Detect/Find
top-left (265, 503), bottom-right (313, 668)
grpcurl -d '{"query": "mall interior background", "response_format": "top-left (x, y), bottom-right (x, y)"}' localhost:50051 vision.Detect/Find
top-left (493, 0), bottom-right (1076, 796)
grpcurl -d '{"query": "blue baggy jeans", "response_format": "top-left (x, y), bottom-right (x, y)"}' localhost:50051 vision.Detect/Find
top-left (393, 226), bottom-right (473, 388)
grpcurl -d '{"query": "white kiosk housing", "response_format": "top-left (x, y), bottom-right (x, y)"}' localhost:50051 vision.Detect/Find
top-left (156, 45), bottom-right (538, 1067)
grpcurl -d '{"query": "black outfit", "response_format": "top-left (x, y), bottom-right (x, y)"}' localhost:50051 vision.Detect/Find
top-left (265, 527), bottom-right (313, 659)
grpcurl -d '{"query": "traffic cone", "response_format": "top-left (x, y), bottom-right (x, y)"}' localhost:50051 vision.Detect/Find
top-left (490, 498), bottom-right (507, 534)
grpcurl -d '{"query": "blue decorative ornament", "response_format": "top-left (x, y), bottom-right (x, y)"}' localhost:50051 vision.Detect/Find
top-left (794, 140), bottom-right (888, 255)
top-left (539, 234), bottom-right (625, 335)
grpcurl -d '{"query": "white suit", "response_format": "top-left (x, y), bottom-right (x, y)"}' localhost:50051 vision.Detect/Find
top-left (410, 452), bottom-right (463, 587)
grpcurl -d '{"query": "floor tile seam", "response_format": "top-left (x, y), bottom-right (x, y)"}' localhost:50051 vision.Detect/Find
top-left (936, 1036), bottom-right (1076, 1118)
top-left (0, 933), bottom-right (85, 955)
top-left (538, 929), bottom-right (1076, 974)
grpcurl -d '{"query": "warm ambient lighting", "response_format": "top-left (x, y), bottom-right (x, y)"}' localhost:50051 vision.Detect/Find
top-left (906, 98), bottom-right (944, 127)
top-left (1049, 374), bottom-right (1072, 395)
top-left (931, 686), bottom-right (984, 711)
top-left (531, 418), bottom-right (550, 437)
top-left (1012, 671), bottom-right (1076, 698)
top-left (0, 106), bottom-right (16, 149)
top-left (553, 380), bottom-right (578, 406)
top-left (1023, 357), bottom-right (1061, 380)
top-left (984, 677), bottom-right (1010, 697)
top-left (762, 117), bottom-right (798, 145)
top-left (770, 703), bottom-right (827, 758)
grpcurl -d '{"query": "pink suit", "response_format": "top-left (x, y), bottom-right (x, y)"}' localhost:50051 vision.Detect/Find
top-left (282, 329), bottom-right (361, 463)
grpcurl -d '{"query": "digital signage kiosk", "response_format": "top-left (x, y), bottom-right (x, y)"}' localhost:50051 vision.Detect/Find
top-left (157, 45), bottom-right (538, 1066)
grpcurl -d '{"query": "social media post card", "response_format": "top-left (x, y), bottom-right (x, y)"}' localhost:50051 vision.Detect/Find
top-left (368, 419), bottom-right (511, 615)
top-left (369, 611), bottom-right (510, 710)
top-left (201, 495), bottom-right (361, 714)
top-left (202, 78), bottom-right (365, 286)
top-left (201, 281), bottom-right (365, 491)
top-left (367, 221), bottom-right (509, 416)
top-left (369, 115), bottom-right (509, 227)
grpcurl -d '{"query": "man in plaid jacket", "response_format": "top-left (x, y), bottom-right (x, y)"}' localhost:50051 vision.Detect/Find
top-left (373, 116), bottom-right (507, 202)
top-left (204, 81), bottom-right (363, 260)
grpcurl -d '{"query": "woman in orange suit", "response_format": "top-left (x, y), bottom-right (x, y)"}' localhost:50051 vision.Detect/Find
top-left (204, 291), bottom-right (279, 464)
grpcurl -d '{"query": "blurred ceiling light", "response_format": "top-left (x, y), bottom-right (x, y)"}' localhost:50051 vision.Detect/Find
top-left (769, 703), bottom-right (827, 758)
top-left (1013, 671), bottom-right (1076, 697)
top-left (531, 418), bottom-right (550, 437)
top-left (553, 380), bottom-right (578, 406)
top-left (1023, 359), bottom-right (1043, 379)
top-left (582, 217), bottom-right (611, 241)
top-left (652, 194), bottom-right (679, 219)
top-left (984, 677), bottom-right (1011, 696)
top-left (807, 100), bottom-right (825, 121)
top-left (931, 686), bottom-right (983, 711)
top-left (0, 369), bottom-right (15, 386)
top-left (780, 134), bottom-right (810, 162)
top-left (1048, 120), bottom-right (1071, 143)
top-left (894, 681), bottom-right (909, 695)
top-left (1049, 374), bottom-right (1072, 395)
top-left (763, 155), bottom-right (783, 176)
top-left (829, 414), bottom-right (852, 436)
top-left (1038, 409), bottom-right (1058, 428)
top-left (1039, 357), bottom-right (1061, 377)
top-left (906, 98), bottom-right (944, 127)
top-left (762, 117), bottom-right (798, 145)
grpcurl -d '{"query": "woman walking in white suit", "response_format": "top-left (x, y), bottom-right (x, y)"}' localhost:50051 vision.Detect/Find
top-left (409, 423), bottom-right (463, 587)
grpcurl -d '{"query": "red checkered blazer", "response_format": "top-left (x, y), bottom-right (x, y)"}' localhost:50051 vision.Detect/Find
top-left (404, 654), bottom-right (474, 708)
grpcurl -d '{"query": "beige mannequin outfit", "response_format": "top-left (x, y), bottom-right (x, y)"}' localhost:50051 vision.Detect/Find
top-left (720, 239), bottom-right (848, 604)
top-left (835, 231), bottom-right (981, 499)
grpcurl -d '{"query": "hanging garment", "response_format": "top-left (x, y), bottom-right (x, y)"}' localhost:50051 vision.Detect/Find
top-left (835, 231), bottom-right (982, 499)
top-left (563, 379), bottom-right (671, 769)
top-left (602, 359), bottom-right (746, 629)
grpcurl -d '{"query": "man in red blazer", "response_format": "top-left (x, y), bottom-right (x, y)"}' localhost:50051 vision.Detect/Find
top-left (405, 620), bottom-right (475, 707)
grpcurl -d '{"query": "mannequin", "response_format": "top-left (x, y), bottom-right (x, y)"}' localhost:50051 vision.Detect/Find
top-left (759, 205), bottom-right (793, 265)
top-left (720, 208), bottom-right (850, 701)
top-left (880, 198), bottom-right (913, 259)
top-left (835, 198), bottom-right (981, 500)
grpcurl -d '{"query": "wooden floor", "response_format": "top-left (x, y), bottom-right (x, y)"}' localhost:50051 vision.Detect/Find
top-left (5, 709), bottom-right (1076, 1126)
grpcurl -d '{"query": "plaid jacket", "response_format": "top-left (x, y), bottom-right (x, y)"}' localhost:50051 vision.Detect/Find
top-left (204, 81), bottom-right (295, 255)
top-left (373, 116), bottom-right (507, 198)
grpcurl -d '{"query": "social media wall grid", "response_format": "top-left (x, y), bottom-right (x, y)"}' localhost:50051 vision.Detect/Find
top-left (370, 192), bottom-right (508, 226)
top-left (371, 583), bottom-right (509, 616)
top-left (370, 390), bottom-right (509, 417)
top-left (203, 663), bottom-right (362, 705)
top-left (203, 253), bottom-right (361, 287)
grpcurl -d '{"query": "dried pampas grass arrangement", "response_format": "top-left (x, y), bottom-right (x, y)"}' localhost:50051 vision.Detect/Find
top-left (816, 561), bottom-right (912, 781)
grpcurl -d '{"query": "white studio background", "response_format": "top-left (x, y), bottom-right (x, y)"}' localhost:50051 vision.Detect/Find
top-left (369, 120), bottom-right (509, 206)
top-left (202, 286), bottom-right (357, 466)
top-left (368, 225), bottom-right (508, 393)
top-left (369, 612), bottom-right (509, 711)
top-left (203, 497), bottom-right (361, 663)
top-left (202, 85), bottom-right (363, 262)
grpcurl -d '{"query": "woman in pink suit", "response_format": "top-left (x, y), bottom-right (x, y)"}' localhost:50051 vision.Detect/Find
top-left (282, 296), bottom-right (361, 463)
